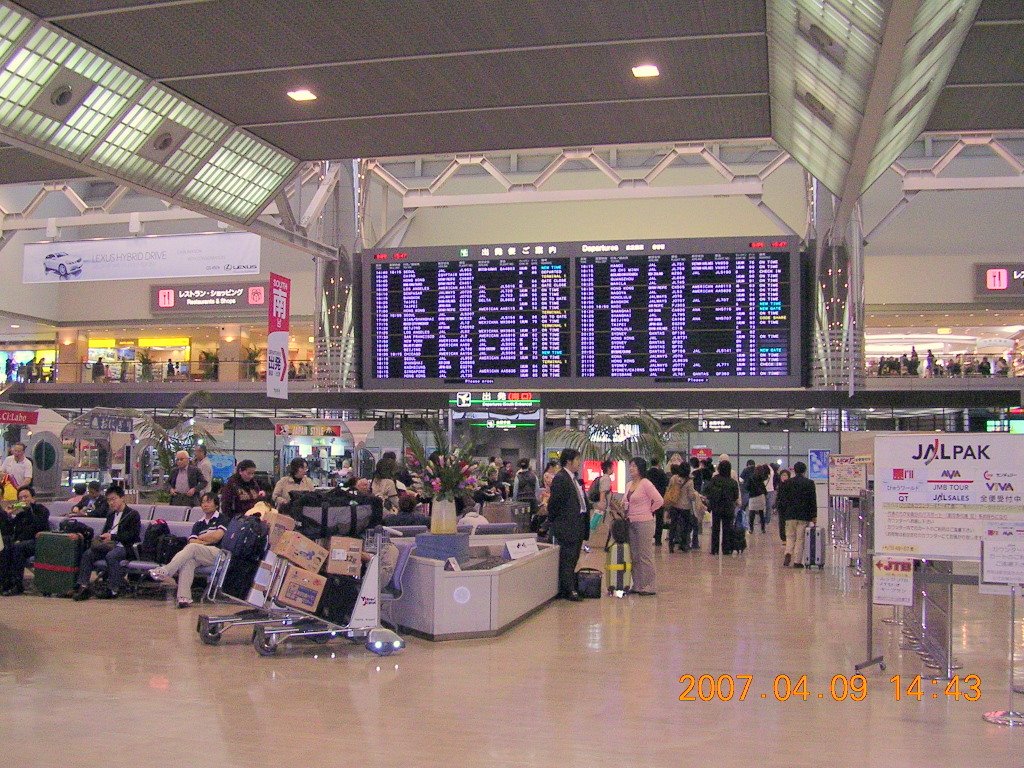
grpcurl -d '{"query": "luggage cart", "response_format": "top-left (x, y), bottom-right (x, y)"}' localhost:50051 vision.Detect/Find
top-left (251, 527), bottom-right (405, 658)
top-left (196, 550), bottom-right (307, 645)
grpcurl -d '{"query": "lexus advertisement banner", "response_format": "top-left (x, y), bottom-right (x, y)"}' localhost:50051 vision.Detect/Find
top-left (23, 232), bottom-right (260, 283)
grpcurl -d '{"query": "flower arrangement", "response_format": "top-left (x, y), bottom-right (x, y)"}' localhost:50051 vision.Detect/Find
top-left (402, 421), bottom-right (482, 501)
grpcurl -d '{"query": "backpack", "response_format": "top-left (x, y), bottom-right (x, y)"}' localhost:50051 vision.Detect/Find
top-left (588, 476), bottom-right (603, 503)
top-left (58, 518), bottom-right (94, 550)
top-left (138, 520), bottom-right (169, 561)
top-left (221, 514), bottom-right (268, 562)
top-left (605, 513), bottom-right (629, 549)
top-left (516, 472), bottom-right (537, 502)
top-left (156, 534), bottom-right (188, 564)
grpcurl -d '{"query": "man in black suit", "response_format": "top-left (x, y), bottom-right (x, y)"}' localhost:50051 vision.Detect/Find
top-left (547, 448), bottom-right (589, 602)
top-left (72, 486), bottom-right (141, 600)
top-left (646, 457), bottom-right (670, 546)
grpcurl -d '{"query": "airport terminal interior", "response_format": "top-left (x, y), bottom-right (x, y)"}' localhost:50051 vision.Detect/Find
top-left (0, 1), bottom-right (1023, 766)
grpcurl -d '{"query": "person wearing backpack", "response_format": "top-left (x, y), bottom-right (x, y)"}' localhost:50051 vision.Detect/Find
top-left (511, 458), bottom-right (539, 519)
top-left (148, 493), bottom-right (226, 608)
top-left (704, 460), bottom-right (740, 556)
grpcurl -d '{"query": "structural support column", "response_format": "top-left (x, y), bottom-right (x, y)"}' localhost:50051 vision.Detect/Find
top-left (218, 324), bottom-right (242, 383)
top-left (811, 178), bottom-right (865, 392)
top-left (56, 330), bottom-right (87, 383)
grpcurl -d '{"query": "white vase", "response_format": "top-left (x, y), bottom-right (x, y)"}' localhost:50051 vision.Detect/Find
top-left (430, 498), bottom-right (458, 534)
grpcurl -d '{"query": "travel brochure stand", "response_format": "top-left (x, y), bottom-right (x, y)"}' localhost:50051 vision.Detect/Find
top-left (981, 524), bottom-right (1024, 726)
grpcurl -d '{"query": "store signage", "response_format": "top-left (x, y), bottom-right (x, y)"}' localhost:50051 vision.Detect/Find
top-left (827, 454), bottom-right (868, 498)
top-left (470, 419), bottom-right (533, 430)
top-left (274, 423), bottom-right (343, 437)
top-left (0, 409), bottom-right (38, 425)
top-left (690, 447), bottom-right (713, 461)
top-left (150, 282), bottom-right (266, 314)
top-left (88, 414), bottom-right (133, 433)
top-left (872, 557), bottom-right (914, 606)
top-left (975, 264), bottom-right (1024, 299)
top-left (266, 273), bottom-right (290, 400)
top-left (874, 434), bottom-right (1024, 559)
top-left (505, 537), bottom-right (539, 560)
top-left (699, 419), bottom-right (731, 431)
top-left (981, 522), bottom-right (1024, 587)
top-left (23, 232), bottom-right (260, 284)
top-left (449, 391), bottom-right (539, 409)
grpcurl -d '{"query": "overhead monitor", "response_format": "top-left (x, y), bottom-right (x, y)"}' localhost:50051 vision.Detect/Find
top-left (361, 237), bottom-right (801, 389)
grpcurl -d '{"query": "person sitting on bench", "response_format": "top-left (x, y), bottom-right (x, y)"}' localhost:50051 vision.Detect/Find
top-left (148, 492), bottom-right (226, 608)
top-left (383, 493), bottom-right (429, 527)
top-left (0, 485), bottom-right (50, 596)
top-left (72, 486), bottom-right (141, 601)
top-left (69, 481), bottom-right (108, 518)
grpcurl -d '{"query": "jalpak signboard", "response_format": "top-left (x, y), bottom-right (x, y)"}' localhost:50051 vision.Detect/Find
top-left (874, 434), bottom-right (1024, 560)
top-left (151, 282), bottom-right (266, 314)
top-left (23, 232), bottom-right (260, 284)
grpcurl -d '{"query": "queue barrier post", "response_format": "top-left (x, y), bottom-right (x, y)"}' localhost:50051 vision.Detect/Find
top-left (983, 585), bottom-right (1024, 726)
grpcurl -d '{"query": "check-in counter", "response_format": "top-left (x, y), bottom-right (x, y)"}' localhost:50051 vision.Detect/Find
top-left (391, 534), bottom-right (558, 640)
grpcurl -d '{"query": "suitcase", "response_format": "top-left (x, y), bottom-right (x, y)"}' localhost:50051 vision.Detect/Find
top-left (315, 574), bottom-right (360, 624)
top-left (33, 532), bottom-right (84, 596)
top-left (605, 543), bottom-right (632, 594)
top-left (723, 514), bottom-right (746, 554)
top-left (803, 524), bottom-right (825, 569)
top-left (575, 567), bottom-right (602, 599)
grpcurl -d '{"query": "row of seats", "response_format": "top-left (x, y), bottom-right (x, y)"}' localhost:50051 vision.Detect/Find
top-left (47, 501), bottom-right (200, 522)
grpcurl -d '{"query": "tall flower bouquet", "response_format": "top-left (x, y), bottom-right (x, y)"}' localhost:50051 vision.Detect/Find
top-left (401, 421), bottom-right (481, 502)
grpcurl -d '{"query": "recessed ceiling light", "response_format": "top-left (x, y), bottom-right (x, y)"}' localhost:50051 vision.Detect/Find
top-left (287, 89), bottom-right (318, 102)
top-left (10, 324), bottom-right (19, 329)
top-left (631, 64), bottom-right (660, 78)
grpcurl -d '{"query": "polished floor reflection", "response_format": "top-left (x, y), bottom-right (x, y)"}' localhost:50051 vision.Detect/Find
top-left (1, 529), bottom-right (1020, 767)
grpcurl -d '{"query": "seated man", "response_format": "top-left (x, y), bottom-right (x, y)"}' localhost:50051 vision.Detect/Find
top-left (148, 492), bottom-right (225, 608)
top-left (0, 486), bottom-right (50, 595)
top-left (383, 492), bottom-right (430, 527)
top-left (72, 486), bottom-right (141, 600)
top-left (70, 480), bottom-right (109, 518)
top-left (456, 502), bottom-right (490, 533)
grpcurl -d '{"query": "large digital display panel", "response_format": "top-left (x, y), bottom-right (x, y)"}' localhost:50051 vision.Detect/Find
top-left (361, 237), bottom-right (801, 389)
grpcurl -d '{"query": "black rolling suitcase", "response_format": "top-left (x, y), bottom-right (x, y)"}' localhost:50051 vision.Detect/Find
top-left (575, 567), bottom-right (602, 599)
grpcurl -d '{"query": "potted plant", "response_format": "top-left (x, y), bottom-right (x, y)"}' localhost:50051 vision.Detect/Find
top-left (199, 350), bottom-right (219, 380)
top-left (401, 420), bottom-right (480, 534)
top-left (244, 346), bottom-right (261, 381)
top-left (138, 350), bottom-right (154, 382)
top-left (545, 410), bottom-right (670, 462)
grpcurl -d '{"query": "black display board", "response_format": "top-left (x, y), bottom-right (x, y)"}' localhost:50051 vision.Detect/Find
top-left (361, 237), bottom-right (802, 389)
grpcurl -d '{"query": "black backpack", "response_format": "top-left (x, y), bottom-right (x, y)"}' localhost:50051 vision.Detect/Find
top-left (516, 472), bottom-right (537, 502)
top-left (156, 534), bottom-right (188, 564)
top-left (588, 476), bottom-right (602, 503)
top-left (221, 514), bottom-right (268, 562)
top-left (138, 520), bottom-right (169, 561)
top-left (58, 518), bottom-right (94, 550)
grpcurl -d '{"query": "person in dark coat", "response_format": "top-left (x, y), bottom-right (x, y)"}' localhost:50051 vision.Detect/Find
top-left (220, 459), bottom-right (266, 519)
top-left (168, 450), bottom-right (204, 507)
top-left (72, 486), bottom-right (142, 600)
top-left (0, 486), bottom-right (50, 595)
top-left (703, 460), bottom-right (739, 556)
top-left (778, 461), bottom-right (818, 568)
top-left (546, 448), bottom-right (589, 601)
top-left (646, 457), bottom-right (670, 546)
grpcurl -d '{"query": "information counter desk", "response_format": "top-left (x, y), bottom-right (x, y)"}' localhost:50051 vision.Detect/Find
top-left (391, 534), bottom-right (558, 641)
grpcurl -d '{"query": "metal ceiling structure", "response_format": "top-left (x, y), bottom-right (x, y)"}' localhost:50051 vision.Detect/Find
top-left (0, 0), bottom-right (1015, 228)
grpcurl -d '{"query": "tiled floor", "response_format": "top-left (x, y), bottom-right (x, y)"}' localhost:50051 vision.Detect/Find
top-left (1, 528), bottom-right (1020, 767)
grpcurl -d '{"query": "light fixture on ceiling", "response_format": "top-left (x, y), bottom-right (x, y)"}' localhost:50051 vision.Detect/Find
top-left (287, 89), bottom-right (318, 102)
top-left (10, 324), bottom-right (19, 329)
top-left (631, 64), bottom-right (659, 79)
top-left (937, 328), bottom-right (952, 335)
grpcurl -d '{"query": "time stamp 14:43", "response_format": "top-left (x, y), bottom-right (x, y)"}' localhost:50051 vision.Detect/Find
top-left (678, 674), bottom-right (982, 702)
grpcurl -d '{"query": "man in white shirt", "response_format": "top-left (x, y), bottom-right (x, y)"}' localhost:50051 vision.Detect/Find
top-left (1, 442), bottom-right (32, 488)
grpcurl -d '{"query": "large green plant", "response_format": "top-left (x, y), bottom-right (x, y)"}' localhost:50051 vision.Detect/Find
top-left (129, 391), bottom-right (219, 477)
top-left (545, 410), bottom-right (670, 462)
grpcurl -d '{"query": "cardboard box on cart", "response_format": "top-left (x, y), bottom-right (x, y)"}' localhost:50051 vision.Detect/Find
top-left (276, 564), bottom-right (327, 612)
top-left (261, 509), bottom-right (296, 546)
top-left (272, 530), bottom-right (329, 572)
top-left (327, 536), bottom-right (363, 577)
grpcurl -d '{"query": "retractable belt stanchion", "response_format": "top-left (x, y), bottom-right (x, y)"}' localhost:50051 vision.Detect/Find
top-left (983, 585), bottom-right (1024, 727)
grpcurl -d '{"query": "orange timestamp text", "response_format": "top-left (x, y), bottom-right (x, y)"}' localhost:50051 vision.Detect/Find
top-left (678, 673), bottom-right (981, 702)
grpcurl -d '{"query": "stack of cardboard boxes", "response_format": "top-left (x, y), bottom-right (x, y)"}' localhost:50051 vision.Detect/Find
top-left (247, 510), bottom-right (366, 616)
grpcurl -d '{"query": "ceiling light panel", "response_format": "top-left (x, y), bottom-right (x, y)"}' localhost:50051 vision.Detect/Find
top-left (0, 4), bottom-right (30, 63)
top-left (768, 0), bottom-right (885, 194)
top-left (0, 26), bottom-right (144, 160)
top-left (180, 130), bottom-right (297, 222)
top-left (865, 0), bottom-right (982, 187)
top-left (87, 85), bottom-right (230, 195)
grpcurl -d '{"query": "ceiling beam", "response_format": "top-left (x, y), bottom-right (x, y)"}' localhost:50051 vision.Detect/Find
top-left (829, 0), bottom-right (923, 244)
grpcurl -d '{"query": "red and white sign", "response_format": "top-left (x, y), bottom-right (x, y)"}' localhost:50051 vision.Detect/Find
top-left (267, 273), bottom-right (291, 400)
top-left (690, 447), bottom-right (713, 461)
top-left (0, 409), bottom-right (38, 425)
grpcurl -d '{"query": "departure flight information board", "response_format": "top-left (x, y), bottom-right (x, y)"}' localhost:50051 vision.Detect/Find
top-left (362, 238), bottom-right (801, 389)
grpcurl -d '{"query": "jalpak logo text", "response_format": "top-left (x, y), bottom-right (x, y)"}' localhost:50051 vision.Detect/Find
top-left (910, 439), bottom-right (990, 465)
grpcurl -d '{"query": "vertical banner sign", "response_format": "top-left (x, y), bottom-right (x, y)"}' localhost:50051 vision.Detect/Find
top-left (874, 434), bottom-right (1024, 559)
top-left (267, 273), bottom-right (290, 400)
top-left (872, 556), bottom-right (915, 606)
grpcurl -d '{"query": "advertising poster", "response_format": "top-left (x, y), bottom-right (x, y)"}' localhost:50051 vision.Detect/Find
top-left (808, 449), bottom-right (830, 481)
top-left (266, 273), bottom-right (290, 400)
top-left (874, 434), bottom-right (1024, 559)
top-left (23, 232), bottom-right (260, 283)
top-left (827, 454), bottom-right (868, 497)
top-left (981, 521), bottom-right (1024, 587)
top-left (872, 556), bottom-right (915, 606)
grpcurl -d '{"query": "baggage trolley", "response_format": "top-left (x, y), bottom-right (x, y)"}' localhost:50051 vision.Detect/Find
top-left (251, 527), bottom-right (405, 658)
top-left (196, 550), bottom-right (307, 645)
